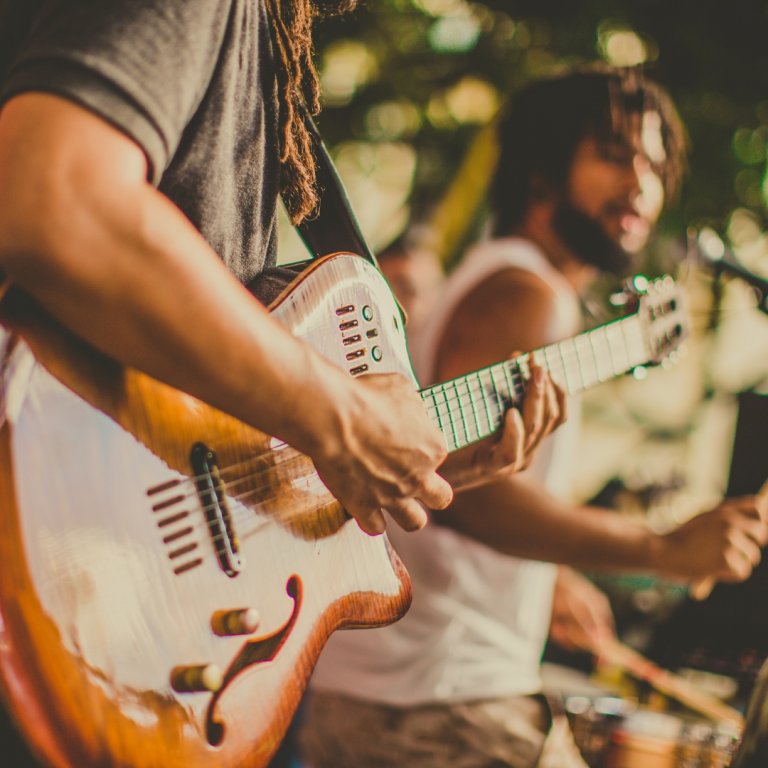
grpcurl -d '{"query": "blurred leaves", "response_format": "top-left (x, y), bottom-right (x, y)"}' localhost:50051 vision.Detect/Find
top-left (311, 0), bottom-right (768, 261)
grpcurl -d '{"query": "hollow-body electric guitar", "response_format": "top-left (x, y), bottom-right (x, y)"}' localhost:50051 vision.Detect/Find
top-left (0, 253), bottom-right (685, 767)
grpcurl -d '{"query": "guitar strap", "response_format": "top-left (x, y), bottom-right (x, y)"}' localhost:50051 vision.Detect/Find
top-left (250, 107), bottom-right (387, 306)
top-left (289, 105), bottom-right (378, 268)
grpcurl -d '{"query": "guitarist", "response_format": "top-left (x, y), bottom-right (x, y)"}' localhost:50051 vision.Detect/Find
top-left (0, 1), bottom-right (564, 764)
top-left (299, 65), bottom-right (768, 767)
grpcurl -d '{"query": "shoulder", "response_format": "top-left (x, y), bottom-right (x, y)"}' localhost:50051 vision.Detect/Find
top-left (435, 264), bottom-right (563, 380)
top-left (455, 265), bottom-right (561, 340)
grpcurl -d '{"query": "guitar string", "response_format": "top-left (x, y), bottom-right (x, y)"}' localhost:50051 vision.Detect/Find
top-left (151, 319), bottom-right (658, 541)
top-left (155, 383), bottom-right (522, 544)
top-left (160, 372), bottom-right (562, 547)
top-left (150, 372), bottom-right (523, 500)
top-left (154, 384), bottom-right (511, 534)
top-left (155, 335), bottom-right (673, 557)
top-left (148, 310), bottom-right (657, 494)
top-left (150, 337), bottom-right (645, 514)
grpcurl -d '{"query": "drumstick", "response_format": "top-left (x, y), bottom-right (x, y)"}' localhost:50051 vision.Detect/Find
top-left (597, 638), bottom-right (744, 728)
top-left (690, 478), bottom-right (768, 601)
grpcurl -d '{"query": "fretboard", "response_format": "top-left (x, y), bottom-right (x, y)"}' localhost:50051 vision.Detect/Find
top-left (420, 313), bottom-right (648, 452)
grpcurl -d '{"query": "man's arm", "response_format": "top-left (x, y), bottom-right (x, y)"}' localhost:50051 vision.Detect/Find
top-left (440, 473), bottom-right (768, 582)
top-left (432, 266), bottom-right (768, 583)
top-left (0, 93), bottom-right (453, 534)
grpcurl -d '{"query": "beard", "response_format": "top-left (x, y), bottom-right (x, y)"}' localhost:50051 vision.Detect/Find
top-left (313, 0), bottom-right (359, 15)
top-left (552, 199), bottom-right (634, 276)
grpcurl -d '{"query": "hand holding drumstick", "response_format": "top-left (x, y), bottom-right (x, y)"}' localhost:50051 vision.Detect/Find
top-left (688, 481), bottom-right (768, 600)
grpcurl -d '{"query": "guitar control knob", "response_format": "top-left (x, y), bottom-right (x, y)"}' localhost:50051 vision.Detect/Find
top-left (210, 607), bottom-right (261, 637)
top-left (170, 663), bottom-right (223, 693)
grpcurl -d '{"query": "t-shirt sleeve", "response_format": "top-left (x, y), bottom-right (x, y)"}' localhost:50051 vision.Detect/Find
top-left (0, 0), bottom-right (234, 185)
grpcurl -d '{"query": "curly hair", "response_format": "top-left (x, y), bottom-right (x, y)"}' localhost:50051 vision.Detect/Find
top-left (490, 64), bottom-right (689, 235)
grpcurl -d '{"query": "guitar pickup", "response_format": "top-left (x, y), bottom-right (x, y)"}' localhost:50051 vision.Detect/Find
top-left (190, 443), bottom-right (243, 578)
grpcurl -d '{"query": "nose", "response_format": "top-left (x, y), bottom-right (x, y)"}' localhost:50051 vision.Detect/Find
top-left (632, 153), bottom-right (665, 221)
top-left (626, 152), bottom-right (648, 199)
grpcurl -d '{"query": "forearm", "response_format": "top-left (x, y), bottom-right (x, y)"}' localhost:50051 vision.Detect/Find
top-left (436, 473), bottom-right (663, 572)
top-left (0, 93), bottom-right (349, 456)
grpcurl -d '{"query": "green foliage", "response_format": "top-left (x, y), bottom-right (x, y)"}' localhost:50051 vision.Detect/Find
top-left (313, 0), bottom-right (768, 250)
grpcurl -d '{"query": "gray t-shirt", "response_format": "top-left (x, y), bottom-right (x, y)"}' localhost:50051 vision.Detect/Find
top-left (0, 0), bottom-right (280, 284)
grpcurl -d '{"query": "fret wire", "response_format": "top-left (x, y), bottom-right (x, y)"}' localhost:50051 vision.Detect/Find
top-left (445, 383), bottom-right (461, 449)
top-left (619, 318), bottom-right (634, 372)
top-left (603, 324), bottom-right (619, 376)
top-left (510, 359), bottom-right (527, 402)
top-left (420, 308), bottom-right (662, 450)
top-left (574, 333), bottom-right (597, 390)
top-left (541, 345), bottom-right (560, 387)
top-left (589, 327), bottom-right (607, 379)
top-left (467, 371), bottom-right (499, 440)
top-left (426, 389), bottom-right (443, 432)
top-left (565, 337), bottom-right (585, 393)
top-left (489, 366), bottom-right (504, 406)
top-left (480, 369), bottom-right (504, 432)
top-left (424, 372), bottom-right (498, 444)
top-left (432, 384), bottom-right (458, 450)
top-left (501, 361), bottom-right (520, 408)
top-left (556, 340), bottom-right (572, 394)
top-left (610, 321), bottom-right (629, 375)
top-left (625, 316), bottom-right (647, 366)
top-left (585, 329), bottom-right (602, 384)
top-left (462, 374), bottom-right (483, 441)
top-left (476, 370), bottom-right (493, 436)
top-left (452, 378), bottom-right (470, 448)
top-left (487, 367), bottom-right (503, 421)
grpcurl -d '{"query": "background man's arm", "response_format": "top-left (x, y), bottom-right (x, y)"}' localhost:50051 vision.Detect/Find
top-left (432, 267), bottom-right (768, 582)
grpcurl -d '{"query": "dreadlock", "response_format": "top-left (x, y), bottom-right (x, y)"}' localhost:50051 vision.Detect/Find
top-left (264, 0), bottom-right (322, 225)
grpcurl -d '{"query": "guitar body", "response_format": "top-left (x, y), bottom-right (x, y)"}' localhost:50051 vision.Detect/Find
top-left (0, 253), bottom-right (414, 767)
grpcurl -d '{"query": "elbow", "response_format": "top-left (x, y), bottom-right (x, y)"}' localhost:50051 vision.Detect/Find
top-left (0, 93), bottom-right (149, 286)
top-left (0, 159), bottom-right (83, 282)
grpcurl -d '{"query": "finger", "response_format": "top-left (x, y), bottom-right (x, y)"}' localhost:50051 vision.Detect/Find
top-left (723, 550), bottom-right (754, 582)
top-left (526, 371), bottom-right (558, 454)
top-left (418, 471), bottom-right (454, 511)
top-left (735, 516), bottom-right (768, 548)
top-left (722, 536), bottom-right (760, 581)
top-left (719, 502), bottom-right (768, 546)
top-left (543, 374), bottom-right (561, 436)
top-left (501, 407), bottom-right (527, 471)
top-left (522, 366), bottom-right (546, 451)
top-left (382, 497), bottom-right (429, 532)
top-left (552, 377), bottom-right (568, 429)
top-left (730, 528), bottom-right (763, 567)
top-left (720, 496), bottom-right (766, 520)
top-left (348, 506), bottom-right (388, 536)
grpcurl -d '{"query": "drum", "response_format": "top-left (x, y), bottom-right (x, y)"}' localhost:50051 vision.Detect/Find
top-left (605, 711), bottom-right (683, 768)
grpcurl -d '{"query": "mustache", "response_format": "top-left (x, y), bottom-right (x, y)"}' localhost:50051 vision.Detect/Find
top-left (552, 202), bottom-right (634, 276)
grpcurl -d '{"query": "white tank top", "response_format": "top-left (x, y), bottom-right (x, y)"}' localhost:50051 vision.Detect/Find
top-left (309, 238), bottom-right (582, 705)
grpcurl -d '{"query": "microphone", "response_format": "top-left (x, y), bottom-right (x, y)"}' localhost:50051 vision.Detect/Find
top-left (688, 228), bottom-right (768, 315)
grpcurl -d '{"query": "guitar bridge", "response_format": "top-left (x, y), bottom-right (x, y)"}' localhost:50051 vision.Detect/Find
top-left (190, 442), bottom-right (243, 578)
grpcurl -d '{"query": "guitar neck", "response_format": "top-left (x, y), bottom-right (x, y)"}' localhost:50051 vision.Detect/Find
top-left (419, 313), bottom-right (648, 453)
